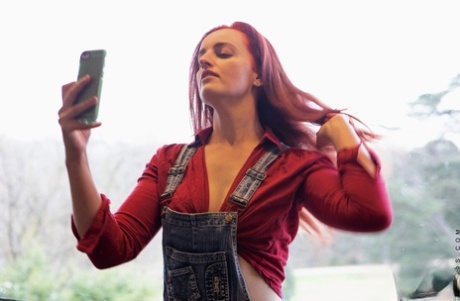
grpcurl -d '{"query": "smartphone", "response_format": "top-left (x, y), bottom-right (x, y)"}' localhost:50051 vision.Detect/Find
top-left (75, 49), bottom-right (106, 124)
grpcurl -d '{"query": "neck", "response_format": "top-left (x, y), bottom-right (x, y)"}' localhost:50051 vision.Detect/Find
top-left (209, 103), bottom-right (264, 146)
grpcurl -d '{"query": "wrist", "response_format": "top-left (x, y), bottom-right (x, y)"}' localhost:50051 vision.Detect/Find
top-left (65, 150), bottom-right (88, 167)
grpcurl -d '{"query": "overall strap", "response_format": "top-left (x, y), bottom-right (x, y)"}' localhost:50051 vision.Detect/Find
top-left (229, 143), bottom-right (288, 208)
top-left (160, 143), bottom-right (198, 203)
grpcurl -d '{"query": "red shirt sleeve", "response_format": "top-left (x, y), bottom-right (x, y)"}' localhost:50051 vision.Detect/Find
top-left (70, 145), bottom-right (177, 269)
top-left (302, 144), bottom-right (393, 232)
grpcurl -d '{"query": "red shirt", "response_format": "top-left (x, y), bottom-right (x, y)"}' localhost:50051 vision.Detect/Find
top-left (73, 127), bottom-right (392, 297)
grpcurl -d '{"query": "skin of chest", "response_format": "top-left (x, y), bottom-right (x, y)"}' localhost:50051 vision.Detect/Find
top-left (204, 144), bottom-right (256, 212)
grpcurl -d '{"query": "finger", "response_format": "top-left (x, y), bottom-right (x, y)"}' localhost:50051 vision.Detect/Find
top-left (59, 117), bottom-right (101, 132)
top-left (58, 96), bottom-right (98, 120)
top-left (316, 135), bottom-right (330, 149)
top-left (320, 113), bottom-right (348, 127)
top-left (324, 112), bottom-right (342, 123)
top-left (63, 74), bottom-right (91, 103)
top-left (62, 75), bottom-right (92, 105)
top-left (332, 113), bottom-right (350, 123)
top-left (316, 124), bottom-right (333, 149)
top-left (61, 81), bottom-right (76, 99)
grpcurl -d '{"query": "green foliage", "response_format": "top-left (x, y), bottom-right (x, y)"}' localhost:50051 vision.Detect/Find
top-left (0, 246), bottom-right (55, 300)
top-left (409, 73), bottom-right (460, 117)
top-left (0, 245), bottom-right (161, 301)
top-left (385, 141), bottom-right (460, 296)
top-left (409, 91), bottom-right (449, 116)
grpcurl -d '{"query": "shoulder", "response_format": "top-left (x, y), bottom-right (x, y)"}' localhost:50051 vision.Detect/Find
top-left (283, 146), bottom-right (328, 163)
top-left (263, 127), bottom-right (330, 165)
top-left (262, 145), bottom-right (331, 174)
top-left (275, 146), bottom-right (336, 174)
top-left (151, 143), bottom-right (187, 165)
top-left (141, 143), bottom-right (189, 179)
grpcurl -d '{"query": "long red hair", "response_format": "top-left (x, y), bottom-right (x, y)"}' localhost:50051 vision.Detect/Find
top-left (188, 21), bottom-right (375, 150)
top-left (188, 22), bottom-right (375, 242)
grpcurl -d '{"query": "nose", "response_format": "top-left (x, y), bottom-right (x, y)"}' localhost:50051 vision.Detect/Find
top-left (198, 54), bottom-right (212, 69)
top-left (199, 59), bottom-right (211, 69)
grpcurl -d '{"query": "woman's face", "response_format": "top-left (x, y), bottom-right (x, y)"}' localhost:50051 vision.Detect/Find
top-left (196, 28), bottom-right (261, 107)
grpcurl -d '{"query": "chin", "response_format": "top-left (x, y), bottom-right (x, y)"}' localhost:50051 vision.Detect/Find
top-left (200, 88), bottom-right (225, 105)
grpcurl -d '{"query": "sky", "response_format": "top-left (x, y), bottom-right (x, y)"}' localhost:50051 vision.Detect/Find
top-left (0, 0), bottom-right (459, 148)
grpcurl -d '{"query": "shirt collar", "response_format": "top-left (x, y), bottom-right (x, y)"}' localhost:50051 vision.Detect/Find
top-left (191, 127), bottom-right (284, 151)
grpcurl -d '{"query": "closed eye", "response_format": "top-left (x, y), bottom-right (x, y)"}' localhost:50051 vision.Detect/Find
top-left (197, 42), bottom-right (236, 64)
top-left (215, 43), bottom-right (235, 59)
top-left (217, 52), bottom-right (232, 58)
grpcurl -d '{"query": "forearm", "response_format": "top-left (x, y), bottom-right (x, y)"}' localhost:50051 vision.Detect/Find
top-left (66, 152), bottom-right (102, 238)
top-left (305, 150), bottom-right (392, 232)
top-left (73, 173), bottom-right (164, 268)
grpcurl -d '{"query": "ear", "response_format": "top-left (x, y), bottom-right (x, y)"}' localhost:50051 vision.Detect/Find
top-left (253, 76), bottom-right (263, 87)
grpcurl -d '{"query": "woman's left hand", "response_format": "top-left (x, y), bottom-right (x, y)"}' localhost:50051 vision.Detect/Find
top-left (318, 113), bottom-right (377, 177)
top-left (316, 114), bottom-right (361, 151)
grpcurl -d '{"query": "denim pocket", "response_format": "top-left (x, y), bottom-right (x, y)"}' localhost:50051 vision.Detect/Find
top-left (205, 261), bottom-right (229, 301)
top-left (167, 265), bottom-right (201, 301)
top-left (164, 246), bottom-right (229, 301)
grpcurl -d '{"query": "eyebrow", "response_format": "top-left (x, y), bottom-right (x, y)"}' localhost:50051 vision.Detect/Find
top-left (198, 42), bottom-right (236, 58)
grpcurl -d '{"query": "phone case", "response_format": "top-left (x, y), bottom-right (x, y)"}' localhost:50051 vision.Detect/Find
top-left (75, 49), bottom-right (106, 124)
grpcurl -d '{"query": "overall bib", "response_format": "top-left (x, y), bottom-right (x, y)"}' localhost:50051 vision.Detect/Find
top-left (160, 143), bottom-right (284, 301)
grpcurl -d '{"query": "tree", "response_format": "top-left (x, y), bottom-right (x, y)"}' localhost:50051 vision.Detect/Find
top-left (409, 73), bottom-right (460, 138)
top-left (0, 137), bottom-right (164, 300)
top-left (0, 138), bottom-right (69, 263)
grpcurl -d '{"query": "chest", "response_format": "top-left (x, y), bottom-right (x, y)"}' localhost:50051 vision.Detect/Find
top-left (161, 143), bottom-right (299, 214)
top-left (204, 146), bottom-right (255, 211)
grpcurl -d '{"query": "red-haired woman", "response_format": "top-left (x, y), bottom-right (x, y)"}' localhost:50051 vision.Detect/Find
top-left (58, 21), bottom-right (392, 301)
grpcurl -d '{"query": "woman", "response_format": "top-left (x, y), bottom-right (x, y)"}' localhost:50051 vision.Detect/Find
top-left (58, 21), bottom-right (392, 301)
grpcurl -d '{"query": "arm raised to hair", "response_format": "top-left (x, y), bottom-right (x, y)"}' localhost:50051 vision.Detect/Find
top-left (317, 114), bottom-right (376, 178)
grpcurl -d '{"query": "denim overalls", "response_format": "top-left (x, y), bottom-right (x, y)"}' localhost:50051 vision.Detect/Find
top-left (160, 142), bottom-right (285, 301)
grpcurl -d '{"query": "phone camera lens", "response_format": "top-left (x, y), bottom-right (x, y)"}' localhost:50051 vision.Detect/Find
top-left (81, 51), bottom-right (90, 60)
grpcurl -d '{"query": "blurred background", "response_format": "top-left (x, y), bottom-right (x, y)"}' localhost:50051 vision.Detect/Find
top-left (0, 0), bottom-right (459, 300)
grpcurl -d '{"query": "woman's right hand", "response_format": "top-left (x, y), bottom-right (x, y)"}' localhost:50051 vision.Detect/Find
top-left (58, 75), bottom-right (101, 159)
top-left (58, 76), bottom-right (104, 237)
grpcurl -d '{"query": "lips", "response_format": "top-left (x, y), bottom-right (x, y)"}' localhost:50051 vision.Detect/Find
top-left (201, 70), bottom-right (219, 81)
